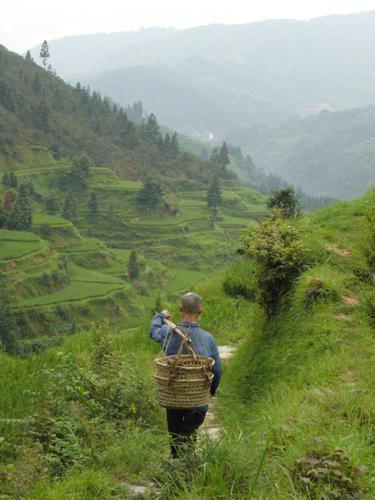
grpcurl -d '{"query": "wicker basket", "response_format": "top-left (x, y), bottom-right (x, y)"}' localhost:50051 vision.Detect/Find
top-left (154, 354), bottom-right (215, 409)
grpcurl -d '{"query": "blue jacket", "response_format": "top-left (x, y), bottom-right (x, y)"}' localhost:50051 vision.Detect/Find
top-left (150, 313), bottom-right (222, 407)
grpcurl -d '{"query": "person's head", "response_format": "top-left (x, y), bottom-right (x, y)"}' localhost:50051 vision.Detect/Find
top-left (179, 292), bottom-right (203, 319)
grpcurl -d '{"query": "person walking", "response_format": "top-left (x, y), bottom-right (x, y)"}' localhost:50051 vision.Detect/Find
top-left (150, 292), bottom-right (222, 458)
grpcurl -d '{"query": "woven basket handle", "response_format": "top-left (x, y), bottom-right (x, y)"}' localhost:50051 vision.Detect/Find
top-left (163, 318), bottom-right (197, 359)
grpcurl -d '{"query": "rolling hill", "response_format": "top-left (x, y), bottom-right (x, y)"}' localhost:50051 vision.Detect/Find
top-left (0, 44), bottom-right (268, 355)
top-left (0, 44), bottom-right (212, 183)
top-left (30, 10), bottom-right (375, 139)
top-left (236, 106), bottom-right (375, 199)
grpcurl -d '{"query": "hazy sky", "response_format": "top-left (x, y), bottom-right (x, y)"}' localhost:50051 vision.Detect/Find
top-left (2, 0), bottom-right (375, 53)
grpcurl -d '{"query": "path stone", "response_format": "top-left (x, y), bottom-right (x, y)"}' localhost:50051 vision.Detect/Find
top-left (201, 345), bottom-right (238, 440)
top-left (334, 314), bottom-right (353, 322)
top-left (120, 482), bottom-right (156, 499)
top-left (218, 345), bottom-right (237, 361)
top-left (342, 295), bottom-right (360, 306)
top-left (326, 244), bottom-right (352, 258)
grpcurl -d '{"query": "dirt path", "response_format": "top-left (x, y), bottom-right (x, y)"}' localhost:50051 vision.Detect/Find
top-left (201, 345), bottom-right (237, 439)
top-left (124, 345), bottom-right (237, 498)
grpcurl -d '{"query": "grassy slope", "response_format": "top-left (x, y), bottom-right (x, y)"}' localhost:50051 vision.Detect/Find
top-left (2, 190), bottom-right (375, 497)
top-left (1, 156), bottom-right (267, 344)
top-left (212, 190), bottom-right (375, 498)
top-left (0, 279), bottom-right (254, 498)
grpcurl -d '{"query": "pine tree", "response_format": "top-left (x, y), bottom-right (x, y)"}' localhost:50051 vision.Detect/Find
top-left (73, 154), bottom-right (90, 178)
top-left (8, 194), bottom-right (33, 231)
top-left (218, 142), bottom-right (230, 171)
top-left (0, 273), bottom-right (18, 354)
top-left (267, 188), bottom-right (301, 219)
top-left (207, 175), bottom-right (222, 210)
top-left (1, 171), bottom-right (10, 189)
top-left (141, 114), bottom-right (161, 143)
top-left (88, 192), bottom-right (98, 220)
top-left (211, 142), bottom-right (230, 173)
top-left (9, 171), bottom-right (18, 189)
top-left (137, 176), bottom-right (163, 210)
top-left (25, 50), bottom-right (33, 62)
top-left (45, 191), bottom-right (60, 215)
top-left (32, 73), bottom-right (42, 94)
top-left (3, 190), bottom-right (14, 212)
top-left (107, 202), bottom-right (114, 221)
top-left (61, 193), bottom-right (76, 222)
top-left (0, 81), bottom-right (15, 111)
top-left (163, 133), bottom-right (172, 153)
top-left (33, 101), bottom-right (50, 132)
top-left (171, 133), bottom-right (180, 155)
top-left (128, 251), bottom-right (139, 280)
top-left (40, 40), bottom-right (50, 69)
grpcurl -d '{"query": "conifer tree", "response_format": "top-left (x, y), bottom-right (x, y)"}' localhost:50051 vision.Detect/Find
top-left (88, 192), bottom-right (98, 220)
top-left (0, 273), bottom-right (17, 354)
top-left (171, 133), bottom-right (180, 155)
top-left (141, 114), bottom-right (161, 143)
top-left (3, 190), bottom-right (14, 212)
top-left (137, 176), bottom-right (163, 210)
top-left (8, 194), bottom-right (33, 231)
top-left (207, 175), bottom-right (222, 210)
top-left (107, 202), bottom-right (114, 221)
top-left (25, 50), bottom-right (33, 62)
top-left (211, 142), bottom-right (230, 173)
top-left (9, 171), bottom-right (18, 189)
top-left (267, 187), bottom-right (301, 219)
top-left (45, 192), bottom-right (60, 215)
top-left (40, 40), bottom-right (50, 69)
top-left (163, 133), bottom-right (171, 153)
top-left (34, 101), bottom-right (50, 132)
top-left (32, 73), bottom-right (42, 94)
top-left (1, 171), bottom-right (10, 189)
top-left (218, 142), bottom-right (230, 170)
top-left (128, 250), bottom-right (139, 280)
top-left (73, 154), bottom-right (90, 178)
top-left (61, 193), bottom-right (76, 222)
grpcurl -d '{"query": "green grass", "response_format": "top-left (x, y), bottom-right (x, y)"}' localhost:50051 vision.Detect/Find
top-left (14, 257), bottom-right (130, 306)
top-left (32, 213), bottom-right (71, 227)
top-left (62, 237), bottom-right (105, 254)
top-left (0, 230), bottom-right (47, 260)
top-left (163, 268), bottom-right (206, 293)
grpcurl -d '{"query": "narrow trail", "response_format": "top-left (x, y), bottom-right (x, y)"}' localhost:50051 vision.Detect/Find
top-left (124, 345), bottom-right (237, 498)
top-left (201, 345), bottom-right (237, 440)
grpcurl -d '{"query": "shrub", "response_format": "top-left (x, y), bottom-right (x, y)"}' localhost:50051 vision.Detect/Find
top-left (364, 206), bottom-right (375, 269)
top-left (293, 448), bottom-right (361, 499)
top-left (303, 276), bottom-right (340, 309)
top-left (38, 223), bottom-right (52, 239)
top-left (223, 260), bottom-right (257, 300)
top-left (242, 211), bottom-right (309, 315)
top-left (30, 324), bottom-right (158, 477)
top-left (267, 187), bottom-right (301, 219)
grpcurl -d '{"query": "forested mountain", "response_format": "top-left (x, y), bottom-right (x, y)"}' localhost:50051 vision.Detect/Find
top-left (0, 44), bottom-right (213, 183)
top-left (236, 106), bottom-right (375, 199)
top-left (30, 10), bottom-right (375, 138)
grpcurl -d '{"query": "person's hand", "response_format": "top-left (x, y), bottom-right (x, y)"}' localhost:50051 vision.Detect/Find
top-left (160, 309), bottom-right (172, 319)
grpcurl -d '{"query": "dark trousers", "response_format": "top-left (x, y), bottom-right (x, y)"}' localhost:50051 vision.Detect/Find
top-left (166, 408), bottom-right (206, 458)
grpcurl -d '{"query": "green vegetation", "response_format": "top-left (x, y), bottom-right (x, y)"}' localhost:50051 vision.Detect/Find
top-left (267, 187), bottom-right (301, 219)
top-left (2, 183), bottom-right (375, 497)
top-left (0, 44), bottom-right (214, 184)
top-left (0, 43), bottom-right (268, 356)
top-left (245, 106), bottom-right (375, 199)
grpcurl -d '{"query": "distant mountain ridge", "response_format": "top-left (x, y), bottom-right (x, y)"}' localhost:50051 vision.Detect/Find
top-left (239, 106), bottom-right (375, 199)
top-left (30, 10), bottom-right (375, 137)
